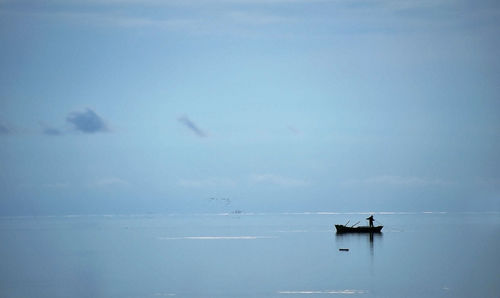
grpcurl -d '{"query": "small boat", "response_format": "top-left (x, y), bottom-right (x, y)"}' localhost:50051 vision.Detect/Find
top-left (335, 224), bottom-right (383, 233)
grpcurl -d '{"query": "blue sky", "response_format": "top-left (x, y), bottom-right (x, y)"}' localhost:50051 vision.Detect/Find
top-left (1, 0), bottom-right (499, 214)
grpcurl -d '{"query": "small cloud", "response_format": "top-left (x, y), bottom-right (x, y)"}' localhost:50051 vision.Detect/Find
top-left (251, 174), bottom-right (310, 187)
top-left (475, 177), bottom-right (500, 186)
top-left (178, 115), bottom-right (207, 138)
top-left (287, 125), bottom-right (301, 135)
top-left (93, 177), bottom-right (128, 187)
top-left (228, 11), bottom-right (295, 25)
top-left (41, 183), bottom-right (69, 189)
top-left (39, 122), bottom-right (64, 136)
top-left (43, 127), bottom-right (63, 136)
top-left (208, 197), bottom-right (231, 205)
top-left (342, 175), bottom-right (452, 187)
top-left (66, 108), bottom-right (109, 134)
top-left (178, 177), bottom-right (235, 188)
top-left (0, 123), bottom-right (11, 135)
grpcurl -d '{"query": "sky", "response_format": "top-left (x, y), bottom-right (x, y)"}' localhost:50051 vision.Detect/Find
top-left (1, 0), bottom-right (499, 215)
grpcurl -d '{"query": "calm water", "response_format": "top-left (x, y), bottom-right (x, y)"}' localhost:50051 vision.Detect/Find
top-left (1, 212), bottom-right (499, 297)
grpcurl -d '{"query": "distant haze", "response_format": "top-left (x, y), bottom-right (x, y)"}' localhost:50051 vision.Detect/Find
top-left (0, 0), bottom-right (499, 215)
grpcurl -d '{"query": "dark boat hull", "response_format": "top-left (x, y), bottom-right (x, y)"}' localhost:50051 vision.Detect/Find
top-left (335, 225), bottom-right (383, 233)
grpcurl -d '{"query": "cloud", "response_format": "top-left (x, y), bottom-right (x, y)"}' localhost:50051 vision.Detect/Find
top-left (2, 0), bottom-right (490, 40)
top-left (287, 125), bottom-right (301, 135)
top-left (0, 0), bottom-right (329, 6)
top-left (41, 182), bottom-right (69, 189)
top-left (66, 108), bottom-right (109, 133)
top-left (251, 174), bottom-right (310, 187)
top-left (278, 290), bottom-right (368, 295)
top-left (54, 11), bottom-right (198, 29)
top-left (39, 122), bottom-right (64, 136)
top-left (0, 123), bottom-right (11, 135)
top-left (178, 115), bottom-right (207, 138)
top-left (93, 177), bottom-right (128, 187)
top-left (43, 127), bottom-right (63, 136)
top-left (228, 11), bottom-right (295, 25)
top-left (178, 177), bottom-right (235, 188)
top-left (341, 175), bottom-right (452, 187)
top-left (475, 177), bottom-right (500, 186)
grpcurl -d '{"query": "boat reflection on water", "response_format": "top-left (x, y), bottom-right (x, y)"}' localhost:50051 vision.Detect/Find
top-left (335, 231), bottom-right (383, 257)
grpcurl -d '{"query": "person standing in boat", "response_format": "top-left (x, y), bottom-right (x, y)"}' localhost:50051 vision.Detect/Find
top-left (366, 215), bottom-right (375, 227)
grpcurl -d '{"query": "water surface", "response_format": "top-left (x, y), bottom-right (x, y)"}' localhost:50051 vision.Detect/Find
top-left (1, 212), bottom-right (499, 297)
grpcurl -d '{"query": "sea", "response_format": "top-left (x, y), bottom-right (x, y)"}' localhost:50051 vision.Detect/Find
top-left (1, 212), bottom-right (499, 297)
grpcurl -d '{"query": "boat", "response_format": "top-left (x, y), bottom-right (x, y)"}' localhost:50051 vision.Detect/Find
top-left (335, 224), bottom-right (383, 233)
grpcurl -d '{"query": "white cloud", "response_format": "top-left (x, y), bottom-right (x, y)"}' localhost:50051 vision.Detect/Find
top-left (382, 0), bottom-right (458, 11)
top-left (228, 11), bottom-right (295, 25)
top-left (251, 174), bottom-right (310, 187)
top-left (177, 177), bottom-right (236, 188)
top-left (3, 0), bottom-right (495, 38)
top-left (52, 11), bottom-right (198, 29)
top-left (341, 175), bottom-right (452, 187)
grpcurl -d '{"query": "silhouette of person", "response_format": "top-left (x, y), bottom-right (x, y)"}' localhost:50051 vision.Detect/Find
top-left (366, 215), bottom-right (374, 227)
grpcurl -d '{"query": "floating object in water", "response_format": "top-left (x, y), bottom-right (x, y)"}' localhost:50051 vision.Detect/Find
top-left (335, 225), bottom-right (383, 233)
top-left (339, 248), bottom-right (349, 251)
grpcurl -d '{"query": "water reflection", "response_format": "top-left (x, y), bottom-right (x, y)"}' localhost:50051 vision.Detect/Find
top-left (335, 232), bottom-right (383, 275)
top-left (335, 232), bottom-right (383, 256)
